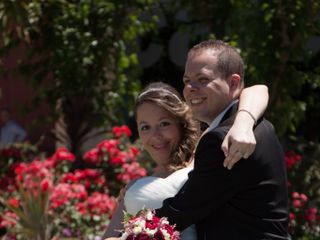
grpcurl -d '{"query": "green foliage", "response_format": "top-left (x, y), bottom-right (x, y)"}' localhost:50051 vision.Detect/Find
top-left (285, 145), bottom-right (320, 239)
top-left (229, 1), bottom-right (320, 137)
top-left (0, 0), bottom-right (156, 155)
top-left (2, 183), bottom-right (51, 240)
top-left (183, 0), bottom-right (320, 139)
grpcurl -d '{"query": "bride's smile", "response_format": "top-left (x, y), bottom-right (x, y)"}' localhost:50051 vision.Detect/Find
top-left (136, 102), bottom-right (181, 169)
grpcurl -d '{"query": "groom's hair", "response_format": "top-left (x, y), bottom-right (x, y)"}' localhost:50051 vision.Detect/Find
top-left (188, 39), bottom-right (245, 88)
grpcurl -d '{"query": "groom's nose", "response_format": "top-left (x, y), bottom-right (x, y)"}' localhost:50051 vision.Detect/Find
top-left (184, 80), bottom-right (200, 92)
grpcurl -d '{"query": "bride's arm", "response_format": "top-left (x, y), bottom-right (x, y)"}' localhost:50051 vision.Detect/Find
top-left (102, 198), bottom-right (125, 238)
top-left (222, 84), bottom-right (269, 169)
top-left (102, 180), bottom-right (138, 239)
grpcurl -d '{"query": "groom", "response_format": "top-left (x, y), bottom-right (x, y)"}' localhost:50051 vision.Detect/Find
top-left (155, 40), bottom-right (289, 239)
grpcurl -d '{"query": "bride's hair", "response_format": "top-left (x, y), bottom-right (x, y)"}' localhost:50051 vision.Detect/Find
top-left (135, 82), bottom-right (200, 171)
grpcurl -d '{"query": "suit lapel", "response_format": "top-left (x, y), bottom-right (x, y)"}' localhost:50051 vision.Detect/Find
top-left (214, 102), bottom-right (239, 129)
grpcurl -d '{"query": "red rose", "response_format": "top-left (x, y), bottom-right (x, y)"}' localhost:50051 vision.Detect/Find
top-left (284, 150), bottom-right (301, 170)
top-left (154, 230), bottom-right (165, 240)
top-left (50, 147), bottom-right (75, 167)
top-left (130, 146), bottom-right (140, 156)
top-left (40, 178), bottom-right (52, 192)
top-left (83, 148), bottom-right (100, 165)
top-left (112, 125), bottom-right (132, 138)
top-left (98, 139), bottom-right (119, 153)
top-left (8, 198), bottom-right (19, 208)
top-left (126, 235), bottom-right (135, 240)
top-left (162, 224), bottom-right (174, 235)
top-left (136, 233), bottom-right (149, 240)
top-left (145, 219), bottom-right (158, 230)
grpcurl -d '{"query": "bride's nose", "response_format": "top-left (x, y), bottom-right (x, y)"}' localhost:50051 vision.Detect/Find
top-left (150, 126), bottom-right (164, 140)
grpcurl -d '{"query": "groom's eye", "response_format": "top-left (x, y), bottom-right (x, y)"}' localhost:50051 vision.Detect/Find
top-left (199, 77), bottom-right (210, 84)
top-left (183, 78), bottom-right (190, 85)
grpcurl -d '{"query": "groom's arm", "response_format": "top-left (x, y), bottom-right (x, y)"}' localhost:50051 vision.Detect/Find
top-left (155, 130), bottom-right (242, 231)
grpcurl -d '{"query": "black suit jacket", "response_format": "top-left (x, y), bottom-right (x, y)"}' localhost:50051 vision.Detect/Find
top-left (156, 104), bottom-right (289, 239)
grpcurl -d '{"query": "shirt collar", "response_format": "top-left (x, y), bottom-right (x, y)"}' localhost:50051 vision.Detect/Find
top-left (207, 100), bottom-right (239, 132)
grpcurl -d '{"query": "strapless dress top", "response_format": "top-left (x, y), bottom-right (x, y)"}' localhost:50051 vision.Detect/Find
top-left (124, 167), bottom-right (197, 240)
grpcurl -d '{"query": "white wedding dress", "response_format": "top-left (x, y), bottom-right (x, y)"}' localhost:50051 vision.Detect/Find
top-left (124, 167), bottom-right (197, 240)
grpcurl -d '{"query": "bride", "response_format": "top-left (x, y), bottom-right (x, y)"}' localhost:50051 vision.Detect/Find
top-left (103, 82), bottom-right (268, 239)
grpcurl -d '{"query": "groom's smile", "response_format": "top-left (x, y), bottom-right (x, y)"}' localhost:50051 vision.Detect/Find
top-left (189, 97), bottom-right (206, 105)
top-left (183, 49), bottom-right (233, 125)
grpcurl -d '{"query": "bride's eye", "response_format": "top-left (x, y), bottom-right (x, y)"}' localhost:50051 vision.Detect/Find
top-left (140, 124), bottom-right (150, 131)
top-left (159, 121), bottom-right (171, 128)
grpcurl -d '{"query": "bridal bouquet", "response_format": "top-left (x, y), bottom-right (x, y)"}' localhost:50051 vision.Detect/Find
top-left (120, 209), bottom-right (180, 240)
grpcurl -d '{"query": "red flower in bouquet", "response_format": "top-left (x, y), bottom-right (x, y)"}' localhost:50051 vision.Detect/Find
top-left (121, 209), bottom-right (180, 240)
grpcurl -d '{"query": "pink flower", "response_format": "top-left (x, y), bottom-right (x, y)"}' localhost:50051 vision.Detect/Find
top-left (300, 194), bottom-right (308, 202)
top-left (289, 212), bottom-right (295, 220)
top-left (292, 192), bottom-right (300, 199)
top-left (86, 192), bottom-right (117, 215)
top-left (0, 211), bottom-right (17, 228)
top-left (117, 162), bottom-right (147, 184)
top-left (293, 199), bottom-right (302, 209)
top-left (50, 183), bottom-right (88, 209)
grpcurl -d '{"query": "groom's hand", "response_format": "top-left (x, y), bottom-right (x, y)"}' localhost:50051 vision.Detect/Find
top-left (221, 114), bottom-right (256, 169)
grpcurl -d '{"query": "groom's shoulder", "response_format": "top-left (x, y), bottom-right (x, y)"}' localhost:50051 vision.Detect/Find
top-left (254, 117), bottom-right (277, 134)
top-left (199, 126), bottom-right (229, 146)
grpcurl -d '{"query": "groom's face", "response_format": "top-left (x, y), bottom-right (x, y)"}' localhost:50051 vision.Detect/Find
top-left (183, 49), bottom-right (233, 125)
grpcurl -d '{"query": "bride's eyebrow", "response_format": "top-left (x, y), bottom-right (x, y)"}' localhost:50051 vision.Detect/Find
top-left (159, 117), bottom-right (171, 120)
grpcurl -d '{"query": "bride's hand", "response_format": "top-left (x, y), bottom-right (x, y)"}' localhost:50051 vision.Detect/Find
top-left (221, 110), bottom-right (256, 169)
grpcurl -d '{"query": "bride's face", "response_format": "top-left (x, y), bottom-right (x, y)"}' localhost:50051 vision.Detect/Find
top-left (136, 102), bottom-right (182, 168)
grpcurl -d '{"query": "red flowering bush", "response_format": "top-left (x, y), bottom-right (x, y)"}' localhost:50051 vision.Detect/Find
top-left (0, 125), bottom-right (147, 240)
top-left (83, 125), bottom-right (147, 196)
top-left (285, 150), bottom-right (320, 239)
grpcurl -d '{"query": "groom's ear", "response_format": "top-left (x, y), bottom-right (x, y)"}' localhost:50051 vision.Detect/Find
top-left (228, 74), bottom-right (241, 91)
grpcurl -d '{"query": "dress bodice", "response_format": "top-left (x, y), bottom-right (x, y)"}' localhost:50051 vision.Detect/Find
top-left (124, 167), bottom-right (197, 240)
